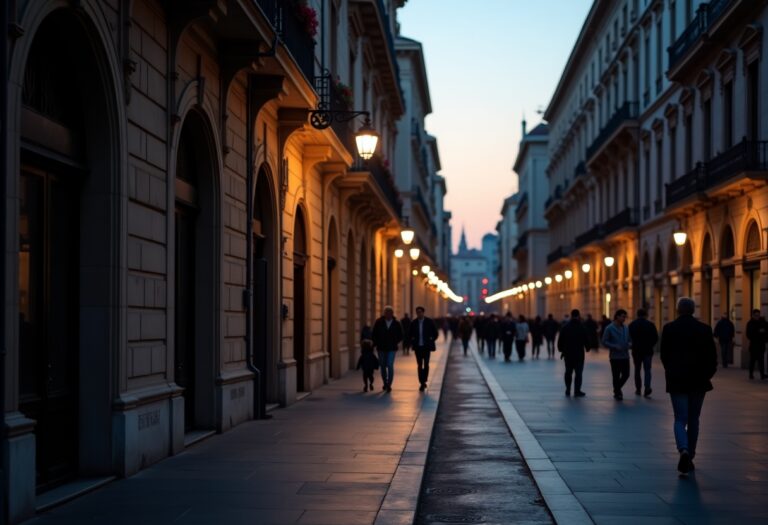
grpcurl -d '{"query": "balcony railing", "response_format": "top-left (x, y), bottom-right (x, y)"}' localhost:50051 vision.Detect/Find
top-left (668, 0), bottom-right (734, 72)
top-left (666, 163), bottom-right (706, 207)
top-left (547, 245), bottom-right (568, 265)
top-left (350, 156), bottom-right (402, 217)
top-left (574, 161), bottom-right (586, 178)
top-left (515, 192), bottom-right (529, 217)
top-left (575, 224), bottom-right (603, 249)
top-left (586, 102), bottom-right (639, 160)
top-left (256, 0), bottom-right (316, 82)
top-left (603, 208), bottom-right (639, 236)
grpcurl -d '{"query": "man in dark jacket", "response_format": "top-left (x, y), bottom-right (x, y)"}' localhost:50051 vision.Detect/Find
top-left (745, 309), bottom-right (767, 379)
top-left (372, 306), bottom-right (404, 392)
top-left (500, 313), bottom-right (516, 362)
top-left (557, 309), bottom-right (589, 397)
top-left (543, 314), bottom-right (560, 358)
top-left (408, 306), bottom-right (439, 391)
top-left (713, 313), bottom-right (735, 368)
top-left (628, 309), bottom-right (659, 397)
top-left (660, 297), bottom-right (717, 475)
top-left (484, 314), bottom-right (500, 358)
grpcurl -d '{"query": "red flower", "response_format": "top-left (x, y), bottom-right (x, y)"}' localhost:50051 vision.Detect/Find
top-left (295, 4), bottom-right (318, 37)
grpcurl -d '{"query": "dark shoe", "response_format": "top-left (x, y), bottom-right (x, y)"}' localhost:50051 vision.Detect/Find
top-left (635, 389), bottom-right (641, 396)
top-left (565, 390), bottom-right (571, 397)
top-left (678, 451), bottom-right (691, 474)
top-left (613, 392), bottom-right (623, 400)
top-left (574, 391), bottom-right (586, 397)
top-left (364, 385), bottom-right (368, 392)
top-left (644, 388), bottom-right (652, 398)
top-left (419, 384), bottom-right (426, 392)
top-left (386, 384), bottom-right (392, 392)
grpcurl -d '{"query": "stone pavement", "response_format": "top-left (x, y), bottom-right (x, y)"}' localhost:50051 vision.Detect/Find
top-left (479, 343), bottom-right (768, 525)
top-left (25, 340), bottom-right (450, 525)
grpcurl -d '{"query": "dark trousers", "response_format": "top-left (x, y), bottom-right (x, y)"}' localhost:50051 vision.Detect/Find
top-left (414, 347), bottom-right (431, 385)
top-left (749, 347), bottom-right (766, 377)
top-left (564, 354), bottom-right (584, 393)
top-left (486, 338), bottom-right (497, 357)
top-left (719, 340), bottom-right (732, 368)
top-left (461, 337), bottom-right (470, 355)
top-left (502, 340), bottom-right (513, 361)
top-left (362, 369), bottom-right (374, 385)
top-left (478, 336), bottom-right (485, 352)
top-left (610, 358), bottom-right (630, 394)
top-left (515, 340), bottom-right (527, 360)
top-left (545, 338), bottom-right (555, 357)
top-left (633, 354), bottom-right (653, 392)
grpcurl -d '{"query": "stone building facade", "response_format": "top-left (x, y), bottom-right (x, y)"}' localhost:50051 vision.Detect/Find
top-left (1, 0), bottom-right (451, 521)
top-left (543, 0), bottom-right (768, 368)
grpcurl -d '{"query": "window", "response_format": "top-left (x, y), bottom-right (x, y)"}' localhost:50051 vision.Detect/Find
top-left (644, 147), bottom-right (651, 215)
top-left (669, 124), bottom-right (677, 180)
top-left (723, 80), bottom-right (734, 148)
top-left (685, 0), bottom-right (693, 24)
top-left (670, 1), bottom-right (676, 42)
top-left (656, 138), bottom-right (663, 206)
top-left (684, 113), bottom-right (693, 171)
top-left (747, 61), bottom-right (760, 141)
top-left (656, 19), bottom-right (663, 94)
top-left (623, 5), bottom-right (628, 34)
top-left (703, 98), bottom-right (712, 160)
top-left (644, 34), bottom-right (651, 103)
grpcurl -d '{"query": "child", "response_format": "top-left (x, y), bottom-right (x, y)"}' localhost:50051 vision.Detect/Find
top-left (357, 325), bottom-right (379, 392)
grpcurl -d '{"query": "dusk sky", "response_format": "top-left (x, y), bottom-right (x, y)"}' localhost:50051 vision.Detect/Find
top-left (398, 0), bottom-right (594, 252)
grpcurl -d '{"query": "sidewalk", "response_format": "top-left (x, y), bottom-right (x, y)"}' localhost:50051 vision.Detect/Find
top-left (479, 345), bottom-right (768, 524)
top-left (26, 340), bottom-right (451, 525)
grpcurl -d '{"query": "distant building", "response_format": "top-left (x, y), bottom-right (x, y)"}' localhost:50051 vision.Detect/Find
top-left (451, 228), bottom-right (498, 314)
top-left (497, 194), bottom-right (520, 297)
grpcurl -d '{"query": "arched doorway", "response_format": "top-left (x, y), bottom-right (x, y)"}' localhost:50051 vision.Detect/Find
top-left (253, 168), bottom-right (278, 402)
top-left (720, 226), bottom-right (736, 322)
top-left (174, 109), bottom-right (218, 434)
top-left (17, 10), bottom-right (117, 489)
top-left (327, 218), bottom-right (340, 378)
top-left (293, 207), bottom-right (308, 392)
top-left (346, 231), bottom-right (357, 368)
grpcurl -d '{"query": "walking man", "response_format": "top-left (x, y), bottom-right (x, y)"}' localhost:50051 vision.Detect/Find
top-left (500, 313), bottom-right (516, 362)
top-left (544, 314), bottom-right (559, 358)
top-left (458, 316), bottom-right (473, 356)
top-left (745, 309), bottom-right (767, 379)
top-left (485, 314), bottom-right (500, 358)
top-left (660, 297), bottom-right (717, 475)
top-left (602, 309), bottom-right (631, 400)
top-left (400, 312), bottom-right (412, 355)
top-left (408, 306), bottom-right (439, 391)
top-left (583, 314), bottom-right (600, 352)
top-left (713, 313), bottom-right (735, 369)
top-left (515, 315), bottom-right (530, 361)
top-left (372, 306), bottom-right (403, 392)
top-left (558, 309), bottom-right (588, 397)
top-left (628, 308), bottom-right (658, 397)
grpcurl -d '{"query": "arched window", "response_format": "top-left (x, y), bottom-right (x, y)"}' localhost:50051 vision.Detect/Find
top-left (745, 221), bottom-right (761, 253)
top-left (721, 227), bottom-right (735, 259)
top-left (702, 234), bottom-right (713, 264)
top-left (653, 247), bottom-right (663, 274)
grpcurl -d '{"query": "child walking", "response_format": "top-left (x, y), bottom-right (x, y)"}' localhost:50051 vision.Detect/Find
top-left (357, 325), bottom-right (379, 392)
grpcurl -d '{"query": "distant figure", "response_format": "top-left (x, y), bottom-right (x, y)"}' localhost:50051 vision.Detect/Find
top-left (745, 309), bottom-right (767, 380)
top-left (713, 313), bottom-right (735, 369)
top-left (408, 306), bottom-right (439, 391)
top-left (660, 297), bottom-right (717, 475)
top-left (544, 314), bottom-right (560, 358)
top-left (599, 315), bottom-right (611, 348)
top-left (500, 313), bottom-right (516, 362)
top-left (449, 315), bottom-right (460, 340)
top-left (583, 314), bottom-right (600, 352)
top-left (441, 317), bottom-right (451, 341)
top-left (558, 309), bottom-right (588, 397)
top-left (515, 315), bottom-right (530, 361)
top-left (458, 316), bottom-right (473, 355)
top-left (476, 313), bottom-right (487, 353)
top-left (485, 314), bottom-right (500, 358)
top-left (531, 316), bottom-right (544, 359)
top-left (400, 313), bottom-right (412, 355)
top-left (602, 309), bottom-right (631, 400)
top-left (356, 325), bottom-right (379, 392)
top-left (628, 309), bottom-right (659, 398)
top-left (372, 306), bottom-right (404, 392)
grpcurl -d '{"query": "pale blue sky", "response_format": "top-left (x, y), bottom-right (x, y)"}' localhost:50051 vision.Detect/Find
top-left (398, 0), bottom-right (593, 252)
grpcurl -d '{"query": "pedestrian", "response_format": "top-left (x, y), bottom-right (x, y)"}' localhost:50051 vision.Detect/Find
top-left (449, 315), bottom-right (459, 341)
top-left (371, 305), bottom-right (403, 392)
top-left (745, 309), bottom-right (768, 379)
top-left (558, 309), bottom-right (588, 397)
top-left (500, 312), bottom-right (516, 362)
top-left (628, 308), bottom-right (659, 397)
top-left (602, 309), bottom-right (631, 400)
top-left (441, 317), bottom-right (450, 341)
top-left (408, 306), bottom-right (439, 391)
top-left (485, 314), bottom-right (500, 358)
top-left (599, 314), bottom-right (611, 349)
top-left (515, 314), bottom-right (530, 361)
top-left (712, 313), bottom-right (735, 369)
top-left (544, 314), bottom-right (559, 358)
top-left (476, 313), bottom-right (487, 353)
top-left (400, 312), bottom-right (412, 355)
top-left (458, 316), bottom-right (473, 355)
top-left (660, 297), bottom-right (717, 475)
top-left (583, 314), bottom-right (600, 352)
top-left (356, 325), bottom-right (379, 392)
top-left (531, 315), bottom-right (544, 359)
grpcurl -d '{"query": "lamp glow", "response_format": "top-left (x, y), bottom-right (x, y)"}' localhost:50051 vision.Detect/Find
top-left (421, 265), bottom-right (431, 274)
top-left (581, 263), bottom-right (591, 273)
top-left (555, 274), bottom-right (563, 283)
top-left (535, 280), bottom-right (542, 288)
top-left (604, 256), bottom-right (615, 267)
top-left (544, 276), bottom-right (552, 285)
top-left (564, 270), bottom-right (573, 279)
top-left (412, 269), bottom-right (419, 276)
top-left (673, 230), bottom-right (687, 246)
top-left (409, 247), bottom-right (420, 260)
top-left (400, 227), bottom-right (415, 245)
top-left (394, 248), bottom-right (404, 258)
top-left (355, 119), bottom-right (379, 160)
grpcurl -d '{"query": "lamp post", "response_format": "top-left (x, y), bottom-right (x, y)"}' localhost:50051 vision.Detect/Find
top-left (673, 229), bottom-right (687, 246)
top-left (409, 248), bottom-right (420, 317)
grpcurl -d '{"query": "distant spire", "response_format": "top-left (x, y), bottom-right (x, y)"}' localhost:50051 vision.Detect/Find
top-left (458, 225), bottom-right (468, 254)
top-left (522, 113), bottom-right (527, 136)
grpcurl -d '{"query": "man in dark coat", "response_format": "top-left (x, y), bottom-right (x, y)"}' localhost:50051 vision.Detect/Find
top-left (713, 313), bottom-right (735, 368)
top-left (745, 309), bottom-right (767, 379)
top-left (500, 313), bottom-right (516, 362)
top-left (400, 313), bottom-right (412, 355)
top-left (408, 306), bottom-right (439, 391)
top-left (484, 314), bottom-right (500, 358)
top-left (557, 309), bottom-right (589, 397)
top-left (372, 305), bottom-right (404, 392)
top-left (660, 297), bottom-right (717, 475)
top-left (475, 313), bottom-right (487, 353)
top-left (628, 308), bottom-right (659, 397)
top-left (543, 314), bottom-right (560, 358)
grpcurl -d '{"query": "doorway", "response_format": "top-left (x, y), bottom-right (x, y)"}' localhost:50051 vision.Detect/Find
top-left (293, 208), bottom-right (308, 392)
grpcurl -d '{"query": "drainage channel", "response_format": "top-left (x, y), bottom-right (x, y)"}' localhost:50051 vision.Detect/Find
top-left (415, 346), bottom-right (554, 525)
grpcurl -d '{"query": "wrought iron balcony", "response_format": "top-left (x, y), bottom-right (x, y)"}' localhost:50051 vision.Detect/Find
top-left (668, 0), bottom-right (733, 73)
top-left (256, 0), bottom-right (316, 82)
top-left (350, 155), bottom-right (402, 217)
top-left (586, 102), bottom-right (639, 161)
top-left (666, 162), bottom-right (706, 207)
top-left (547, 245), bottom-right (568, 265)
top-left (575, 224), bottom-right (603, 249)
top-left (603, 208), bottom-right (639, 237)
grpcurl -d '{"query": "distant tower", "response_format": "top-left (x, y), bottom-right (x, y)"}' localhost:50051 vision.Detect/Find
top-left (458, 225), bottom-right (468, 254)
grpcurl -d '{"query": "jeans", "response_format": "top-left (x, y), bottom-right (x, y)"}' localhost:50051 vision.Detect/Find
top-left (670, 392), bottom-right (706, 456)
top-left (546, 338), bottom-right (555, 356)
top-left (461, 337), bottom-right (470, 355)
top-left (610, 358), bottom-right (630, 394)
top-left (718, 340), bottom-right (732, 368)
top-left (414, 347), bottom-right (431, 385)
top-left (378, 350), bottom-right (396, 386)
top-left (564, 354), bottom-right (584, 393)
top-left (515, 340), bottom-right (527, 361)
top-left (487, 338), bottom-right (497, 358)
top-left (502, 340), bottom-right (513, 361)
top-left (633, 354), bottom-right (653, 392)
top-left (749, 348), bottom-right (766, 377)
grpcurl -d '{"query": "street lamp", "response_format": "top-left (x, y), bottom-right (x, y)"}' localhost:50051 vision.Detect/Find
top-left (354, 118), bottom-right (379, 160)
top-left (564, 269), bottom-right (573, 279)
top-left (673, 229), bottom-right (687, 246)
top-left (400, 226), bottom-right (415, 245)
top-left (411, 269), bottom-right (419, 276)
top-left (604, 256), bottom-right (615, 267)
top-left (394, 248), bottom-right (404, 258)
top-left (555, 274), bottom-right (563, 283)
top-left (535, 280), bottom-right (543, 288)
top-left (581, 262), bottom-right (591, 273)
top-left (421, 264), bottom-right (431, 274)
top-left (544, 276), bottom-right (553, 285)
top-left (409, 247), bottom-right (420, 260)
top-left (528, 281), bottom-right (535, 289)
